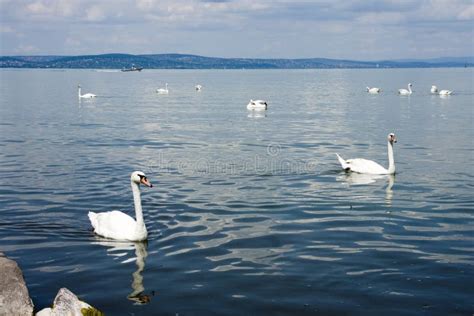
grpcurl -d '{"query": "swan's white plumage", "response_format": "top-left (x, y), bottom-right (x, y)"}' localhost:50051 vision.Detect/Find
top-left (336, 133), bottom-right (397, 175)
top-left (247, 99), bottom-right (268, 110)
top-left (431, 85), bottom-right (438, 93)
top-left (336, 156), bottom-right (390, 174)
top-left (78, 85), bottom-right (96, 98)
top-left (88, 211), bottom-right (144, 241)
top-left (156, 83), bottom-right (169, 94)
top-left (195, 84), bottom-right (202, 91)
top-left (439, 89), bottom-right (452, 95)
top-left (366, 87), bottom-right (381, 94)
top-left (398, 83), bottom-right (412, 95)
top-left (89, 171), bottom-right (152, 241)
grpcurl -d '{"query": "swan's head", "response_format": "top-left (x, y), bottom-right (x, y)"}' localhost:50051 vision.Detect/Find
top-left (388, 133), bottom-right (397, 144)
top-left (408, 83), bottom-right (412, 87)
top-left (131, 171), bottom-right (153, 187)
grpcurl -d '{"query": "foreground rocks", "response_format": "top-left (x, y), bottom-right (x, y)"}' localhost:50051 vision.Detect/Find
top-left (36, 288), bottom-right (103, 316)
top-left (0, 253), bottom-right (34, 316)
top-left (1, 253), bottom-right (102, 316)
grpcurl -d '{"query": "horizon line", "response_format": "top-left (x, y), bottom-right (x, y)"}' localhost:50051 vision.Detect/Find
top-left (2, 52), bottom-right (474, 62)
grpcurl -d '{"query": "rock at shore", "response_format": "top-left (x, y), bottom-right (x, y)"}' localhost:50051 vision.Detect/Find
top-left (36, 288), bottom-right (103, 316)
top-left (0, 253), bottom-right (34, 316)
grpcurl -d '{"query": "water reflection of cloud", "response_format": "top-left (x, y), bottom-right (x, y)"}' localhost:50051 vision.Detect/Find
top-left (160, 213), bottom-right (296, 274)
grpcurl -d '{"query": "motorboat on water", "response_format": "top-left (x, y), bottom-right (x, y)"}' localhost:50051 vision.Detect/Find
top-left (121, 65), bottom-right (143, 72)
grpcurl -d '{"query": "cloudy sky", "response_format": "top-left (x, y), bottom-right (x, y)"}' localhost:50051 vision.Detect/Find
top-left (0, 0), bottom-right (473, 60)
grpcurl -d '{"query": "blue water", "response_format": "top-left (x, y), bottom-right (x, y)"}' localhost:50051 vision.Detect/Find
top-left (0, 68), bottom-right (473, 315)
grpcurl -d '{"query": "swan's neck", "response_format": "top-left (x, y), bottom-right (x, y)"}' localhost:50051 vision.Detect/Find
top-left (387, 141), bottom-right (395, 174)
top-left (131, 182), bottom-right (145, 228)
top-left (408, 85), bottom-right (412, 93)
top-left (78, 87), bottom-right (81, 98)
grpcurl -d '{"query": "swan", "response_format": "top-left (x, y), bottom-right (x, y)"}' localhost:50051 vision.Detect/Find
top-left (247, 99), bottom-right (268, 111)
top-left (398, 83), bottom-right (412, 95)
top-left (366, 86), bottom-right (381, 94)
top-left (439, 89), bottom-right (453, 95)
top-left (78, 85), bottom-right (96, 98)
top-left (195, 84), bottom-right (202, 91)
top-left (336, 133), bottom-right (397, 175)
top-left (88, 171), bottom-right (153, 241)
top-left (430, 85), bottom-right (438, 94)
top-left (156, 83), bottom-right (169, 94)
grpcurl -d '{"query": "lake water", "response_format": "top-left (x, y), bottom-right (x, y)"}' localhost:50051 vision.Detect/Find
top-left (0, 68), bottom-right (473, 315)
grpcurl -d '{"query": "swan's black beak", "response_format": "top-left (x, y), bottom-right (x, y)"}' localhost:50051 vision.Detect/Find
top-left (140, 177), bottom-right (153, 188)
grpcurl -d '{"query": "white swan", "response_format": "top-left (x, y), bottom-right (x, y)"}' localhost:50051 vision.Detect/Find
top-left (195, 84), bottom-right (202, 91)
top-left (439, 89), bottom-right (453, 96)
top-left (156, 83), bottom-right (169, 94)
top-left (366, 86), bottom-right (381, 94)
top-left (78, 85), bottom-right (96, 99)
top-left (336, 133), bottom-right (397, 175)
top-left (247, 99), bottom-right (268, 111)
top-left (430, 85), bottom-right (438, 94)
top-left (88, 171), bottom-right (153, 241)
top-left (398, 83), bottom-right (412, 95)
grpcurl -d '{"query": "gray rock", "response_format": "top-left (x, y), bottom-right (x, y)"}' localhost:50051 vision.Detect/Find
top-left (0, 255), bottom-right (34, 316)
top-left (36, 288), bottom-right (103, 316)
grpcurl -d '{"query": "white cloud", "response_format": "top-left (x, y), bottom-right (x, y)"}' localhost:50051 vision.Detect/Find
top-left (0, 25), bottom-right (14, 33)
top-left (458, 4), bottom-right (474, 20)
top-left (86, 5), bottom-right (105, 22)
top-left (26, 1), bottom-right (52, 14)
top-left (0, 0), bottom-right (472, 58)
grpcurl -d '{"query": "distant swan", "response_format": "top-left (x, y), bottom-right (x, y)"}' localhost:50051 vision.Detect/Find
top-left (247, 99), bottom-right (268, 110)
top-left (78, 84), bottom-right (96, 99)
top-left (398, 83), bottom-right (412, 95)
top-left (156, 83), bottom-right (169, 94)
top-left (439, 89), bottom-right (453, 96)
top-left (336, 133), bottom-right (397, 175)
top-left (88, 171), bottom-right (153, 241)
top-left (366, 86), bottom-right (381, 94)
top-left (430, 85), bottom-right (438, 94)
top-left (195, 84), bottom-right (202, 91)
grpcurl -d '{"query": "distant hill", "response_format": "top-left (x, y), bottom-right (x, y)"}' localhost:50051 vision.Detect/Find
top-left (0, 53), bottom-right (472, 69)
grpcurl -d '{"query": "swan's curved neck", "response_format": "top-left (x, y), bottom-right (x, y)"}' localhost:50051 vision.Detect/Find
top-left (131, 181), bottom-right (144, 227)
top-left (408, 85), bottom-right (412, 93)
top-left (78, 87), bottom-right (82, 98)
top-left (387, 141), bottom-right (395, 174)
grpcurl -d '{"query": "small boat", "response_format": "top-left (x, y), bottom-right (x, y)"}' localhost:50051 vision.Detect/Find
top-left (121, 65), bottom-right (143, 72)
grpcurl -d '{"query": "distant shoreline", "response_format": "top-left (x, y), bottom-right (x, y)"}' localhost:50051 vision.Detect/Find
top-left (1, 53), bottom-right (473, 70)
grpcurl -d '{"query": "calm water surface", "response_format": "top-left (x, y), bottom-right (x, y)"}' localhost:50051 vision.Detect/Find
top-left (0, 68), bottom-right (473, 315)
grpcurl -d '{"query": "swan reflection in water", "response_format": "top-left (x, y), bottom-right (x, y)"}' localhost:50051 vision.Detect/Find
top-left (337, 173), bottom-right (395, 206)
top-left (247, 111), bottom-right (266, 119)
top-left (92, 239), bottom-right (152, 304)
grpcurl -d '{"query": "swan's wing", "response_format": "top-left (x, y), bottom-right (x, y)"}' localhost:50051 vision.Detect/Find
top-left (346, 158), bottom-right (388, 174)
top-left (89, 210), bottom-right (136, 240)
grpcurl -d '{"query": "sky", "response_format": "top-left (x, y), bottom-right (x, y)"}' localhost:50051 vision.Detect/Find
top-left (0, 0), bottom-right (473, 60)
